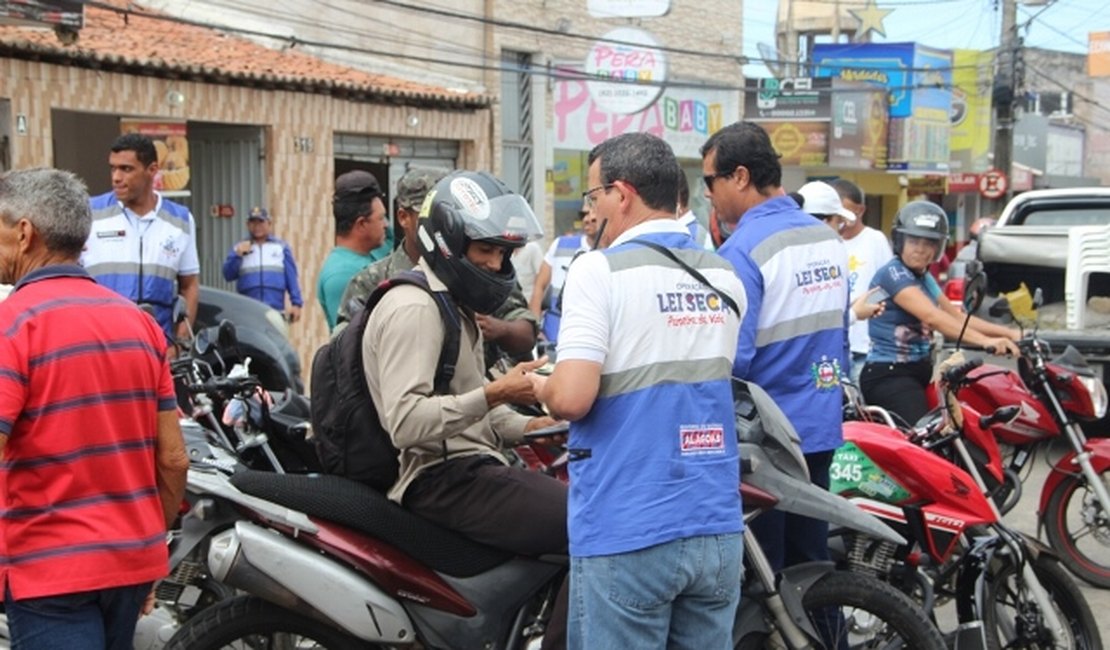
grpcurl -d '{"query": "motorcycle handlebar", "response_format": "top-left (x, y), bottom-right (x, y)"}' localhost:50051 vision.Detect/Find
top-left (942, 356), bottom-right (984, 386)
top-left (186, 376), bottom-right (261, 396)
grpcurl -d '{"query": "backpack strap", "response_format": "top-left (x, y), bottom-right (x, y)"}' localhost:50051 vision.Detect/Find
top-left (366, 269), bottom-right (461, 395)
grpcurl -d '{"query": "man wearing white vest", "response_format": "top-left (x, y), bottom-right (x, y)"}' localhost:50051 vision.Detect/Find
top-left (83, 133), bottom-right (200, 347)
top-left (539, 132), bottom-right (746, 650)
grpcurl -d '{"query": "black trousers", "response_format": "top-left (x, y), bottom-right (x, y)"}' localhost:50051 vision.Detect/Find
top-left (860, 359), bottom-right (934, 427)
top-left (404, 455), bottom-right (568, 650)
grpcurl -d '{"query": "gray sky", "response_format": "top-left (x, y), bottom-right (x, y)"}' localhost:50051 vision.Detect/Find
top-left (742, 0), bottom-right (1110, 77)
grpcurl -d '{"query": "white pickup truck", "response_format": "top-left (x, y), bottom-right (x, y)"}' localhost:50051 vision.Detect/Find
top-left (977, 187), bottom-right (1110, 431)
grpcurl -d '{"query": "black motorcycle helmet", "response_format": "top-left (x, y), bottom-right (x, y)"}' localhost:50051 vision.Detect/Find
top-left (417, 171), bottom-right (543, 314)
top-left (892, 201), bottom-right (949, 262)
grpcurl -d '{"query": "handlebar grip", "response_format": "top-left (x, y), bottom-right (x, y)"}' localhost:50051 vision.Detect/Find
top-left (185, 376), bottom-right (260, 395)
top-left (943, 356), bottom-right (984, 385)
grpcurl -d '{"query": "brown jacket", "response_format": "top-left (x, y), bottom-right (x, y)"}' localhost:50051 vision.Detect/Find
top-left (362, 259), bottom-right (530, 502)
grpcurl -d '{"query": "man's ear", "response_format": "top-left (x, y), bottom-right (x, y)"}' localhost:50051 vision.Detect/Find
top-left (733, 165), bottom-right (750, 192)
top-left (16, 219), bottom-right (35, 253)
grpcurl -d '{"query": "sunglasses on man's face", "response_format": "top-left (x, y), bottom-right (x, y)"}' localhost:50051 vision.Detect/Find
top-left (703, 170), bottom-right (735, 191)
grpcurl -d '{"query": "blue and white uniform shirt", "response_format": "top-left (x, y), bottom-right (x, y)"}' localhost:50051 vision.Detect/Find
top-left (556, 219), bottom-right (746, 558)
top-left (83, 191), bottom-right (200, 339)
top-left (222, 236), bottom-right (303, 312)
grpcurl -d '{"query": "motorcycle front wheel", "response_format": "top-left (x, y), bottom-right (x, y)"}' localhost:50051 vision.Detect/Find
top-left (164, 595), bottom-right (370, 650)
top-left (736, 571), bottom-right (945, 649)
top-left (981, 555), bottom-right (1100, 650)
top-left (1044, 472), bottom-right (1110, 588)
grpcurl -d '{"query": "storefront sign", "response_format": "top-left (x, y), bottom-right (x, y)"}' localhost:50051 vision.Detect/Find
top-left (585, 28), bottom-right (666, 115)
top-left (554, 65), bottom-right (737, 158)
top-left (907, 175), bottom-right (947, 195)
top-left (744, 77), bottom-right (831, 120)
top-left (814, 42), bottom-right (952, 172)
top-left (120, 119), bottom-right (190, 193)
top-left (754, 121), bottom-right (828, 167)
top-left (829, 86), bottom-right (888, 169)
top-left (587, 0), bottom-right (671, 17)
top-left (948, 172), bottom-right (979, 193)
top-left (1011, 165), bottom-right (1034, 192)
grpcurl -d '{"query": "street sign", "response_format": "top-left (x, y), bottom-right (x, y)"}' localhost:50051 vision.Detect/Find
top-left (978, 168), bottom-right (1008, 200)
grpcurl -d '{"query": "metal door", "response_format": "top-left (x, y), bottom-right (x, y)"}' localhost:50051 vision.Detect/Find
top-left (181, 123), bottom-right (265, 290)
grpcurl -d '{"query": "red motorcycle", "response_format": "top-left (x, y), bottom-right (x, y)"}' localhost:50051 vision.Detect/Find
top-left (835, 358), bottom-right (1101, 649)
top-left (924, 337), bottom-right (1110, 588)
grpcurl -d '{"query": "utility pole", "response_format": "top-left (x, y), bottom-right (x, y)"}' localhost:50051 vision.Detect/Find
top-left (990, 0), bottom-right (1018, 213)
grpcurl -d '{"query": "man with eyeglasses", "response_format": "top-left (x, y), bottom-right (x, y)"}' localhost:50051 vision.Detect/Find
top-left (700, 122), bottom-right (849, 575)
top-left (538, 132), bottom-right (746, 650)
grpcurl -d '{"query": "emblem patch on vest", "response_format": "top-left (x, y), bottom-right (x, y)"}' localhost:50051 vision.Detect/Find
top-left (680, 425), bottom-right (725, 455)
top-left (811, 356), bottom-right (842, 390)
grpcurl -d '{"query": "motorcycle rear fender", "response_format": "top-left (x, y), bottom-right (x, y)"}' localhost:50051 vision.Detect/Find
top-left (732, 561), bottom-right (836, 647)
top-left (208, 521), bottom-right (414, 644)
top-left (1038, 437), bottom-right (1110, 513)
top-left (745, 469), bottom-right (906, 545)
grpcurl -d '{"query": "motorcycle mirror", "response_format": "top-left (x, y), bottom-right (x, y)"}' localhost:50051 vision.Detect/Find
top-left (980, 405), bottom-right (1020, 430)
top-left (193, 327), bottom-right (212, 356)
top-left (962, 264), bottom-right (987, 314)
top-left (216, 320), bottom-right (239, 351)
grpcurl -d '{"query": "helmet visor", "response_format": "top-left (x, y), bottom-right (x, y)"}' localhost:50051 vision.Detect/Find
top-left (460, 193), bottom-right (544, 246)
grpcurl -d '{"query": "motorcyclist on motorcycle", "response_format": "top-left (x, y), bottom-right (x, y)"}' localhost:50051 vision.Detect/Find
top-left (360, 170), bottom-right (569, 650)
top-left (860, 201), bottom-right (1021, 426)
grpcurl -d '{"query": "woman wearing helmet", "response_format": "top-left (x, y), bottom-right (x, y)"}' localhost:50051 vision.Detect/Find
top-left (859, 201), bottom-right (1020, 426)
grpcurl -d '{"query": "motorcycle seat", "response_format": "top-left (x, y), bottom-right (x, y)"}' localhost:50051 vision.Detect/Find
top-left (230, 470), bottom-right (512, 577)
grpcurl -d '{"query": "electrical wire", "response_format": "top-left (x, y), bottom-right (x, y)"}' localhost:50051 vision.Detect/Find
top-left (73, 1), bottom-right (980, 92)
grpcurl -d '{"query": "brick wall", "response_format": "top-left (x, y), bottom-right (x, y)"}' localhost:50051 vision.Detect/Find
top-left (0, 57), bottom-right (491, 374)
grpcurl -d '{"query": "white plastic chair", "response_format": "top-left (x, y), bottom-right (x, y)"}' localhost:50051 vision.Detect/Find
top-left (1065, 223), bottom-right (1110, 330)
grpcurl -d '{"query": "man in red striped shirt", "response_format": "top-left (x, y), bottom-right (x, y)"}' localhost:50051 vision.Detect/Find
top-left (0, 168), bottom-right (189, 649)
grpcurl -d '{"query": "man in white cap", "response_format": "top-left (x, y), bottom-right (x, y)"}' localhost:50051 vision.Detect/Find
top-left (794, 180), bottom-right (858, 235)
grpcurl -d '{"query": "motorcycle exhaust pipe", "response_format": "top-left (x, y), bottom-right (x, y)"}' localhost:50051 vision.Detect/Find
top-left (207, 521), bottom-right (415, 644)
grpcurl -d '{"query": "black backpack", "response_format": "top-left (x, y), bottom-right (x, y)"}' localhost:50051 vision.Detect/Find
top-left (311, 270), bottom-right (461, 492)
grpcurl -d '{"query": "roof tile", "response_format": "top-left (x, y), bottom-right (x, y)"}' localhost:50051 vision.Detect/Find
top-left (0, 0), bottom-right (488, 108)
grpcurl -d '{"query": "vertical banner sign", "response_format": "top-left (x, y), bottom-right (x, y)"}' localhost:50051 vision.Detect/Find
top-left (585, 27), bottom-right (667, 115)
top-left (949, 49), bottom-right (994, 172)
top-left (1091, 32), bottom-right (1110, 78)
top-left (120, 119), bottom-right (190, 193)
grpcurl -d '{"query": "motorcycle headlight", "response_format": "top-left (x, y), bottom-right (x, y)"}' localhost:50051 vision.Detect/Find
top-left (1079, 375), bottom-right (1109, 420)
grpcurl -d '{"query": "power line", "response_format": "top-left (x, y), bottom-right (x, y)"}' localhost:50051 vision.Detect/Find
top-left (78, 0), bottom-right (990, 92)
top-left (1025, 64), bottom-right (1110, 119)
top-left (368, 0), bottom-right (988, 73)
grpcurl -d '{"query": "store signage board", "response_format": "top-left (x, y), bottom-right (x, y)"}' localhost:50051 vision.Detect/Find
top-left (585, 28), bottom-right (667, 115)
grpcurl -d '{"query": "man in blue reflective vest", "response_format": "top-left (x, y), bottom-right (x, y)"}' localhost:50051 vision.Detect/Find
top-left (83, 133), bottom-right (200, 347)
top-left (222, 206), bottom-right (304, 322)
top-left (528, 209), bottom-right (598, 345)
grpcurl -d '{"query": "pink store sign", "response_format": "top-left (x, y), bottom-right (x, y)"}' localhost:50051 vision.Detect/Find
top-left (554, 68), bottom-right (738, 159)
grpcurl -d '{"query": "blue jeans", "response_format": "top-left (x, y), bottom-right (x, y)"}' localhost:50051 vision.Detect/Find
top-left (5, 582), bottom-right (152, 650)
top-left (569, 533), bottom-right (742, 650)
